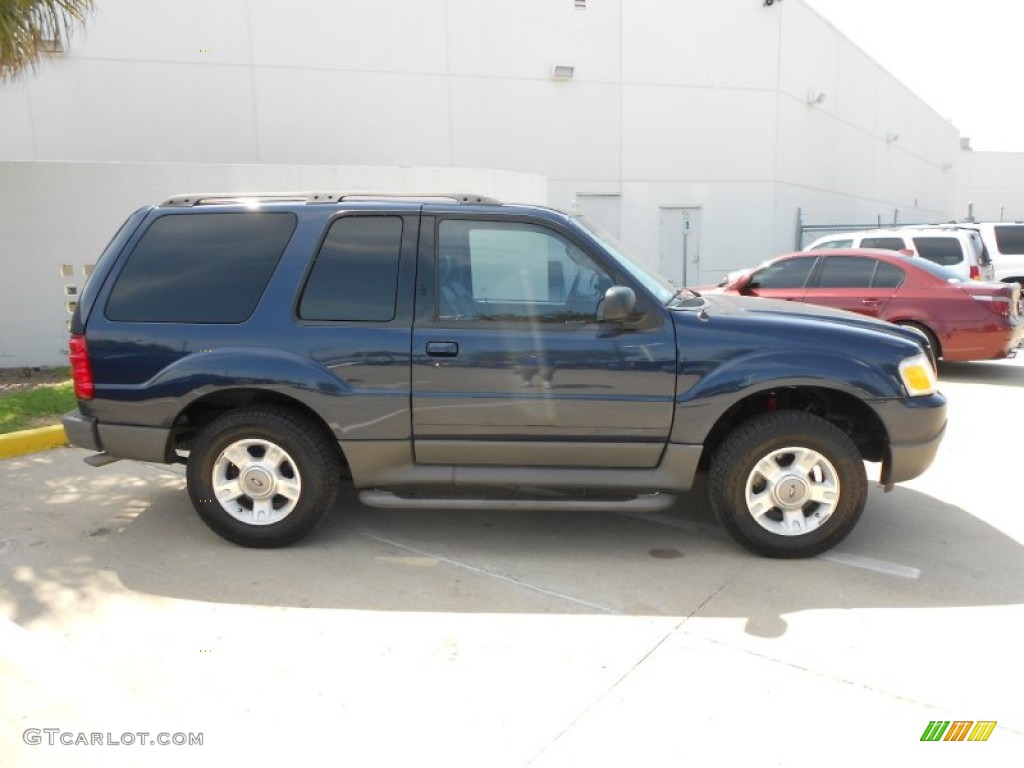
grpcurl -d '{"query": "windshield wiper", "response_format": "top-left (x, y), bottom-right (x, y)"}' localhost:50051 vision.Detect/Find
top-left (667, 287), bottom-right (704, 308)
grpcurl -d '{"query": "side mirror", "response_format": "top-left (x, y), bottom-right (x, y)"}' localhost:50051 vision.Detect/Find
top-left (597, 285), bottom-right (636, 322)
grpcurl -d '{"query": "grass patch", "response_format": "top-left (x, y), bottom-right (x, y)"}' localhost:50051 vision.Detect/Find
top-left (0, 381), bottom-right (76, 434)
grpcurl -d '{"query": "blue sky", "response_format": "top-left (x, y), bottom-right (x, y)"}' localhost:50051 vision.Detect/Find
top-left (804, 0), bottom-right (1023, 152)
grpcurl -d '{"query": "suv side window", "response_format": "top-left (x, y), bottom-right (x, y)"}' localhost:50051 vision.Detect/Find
top-left (994, 225), bottom-right (1024, 255)
top-left (860, 237), bottom-right (905, 251)
top-left (106, 212), bottom-right (296, 323)
top-left (749, 256), bottom-right (816, 289)
top-left (912, 237), bottom-right (963, 266)
top-left (299, 216), bottom-right (403, 322)
top-left (810, 239), bottom-right (854, 249)
top-left (436, 220), bottom-right (614, 323)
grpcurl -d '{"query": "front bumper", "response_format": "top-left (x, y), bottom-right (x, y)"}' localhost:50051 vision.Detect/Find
top-left (874, 393), bottom-right (948, 486)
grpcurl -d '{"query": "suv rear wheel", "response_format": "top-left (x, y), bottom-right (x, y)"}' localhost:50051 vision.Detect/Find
top-left (709, 411), bottom-right (867, 558)
top-left (186, 407), bottom-right (340, 547)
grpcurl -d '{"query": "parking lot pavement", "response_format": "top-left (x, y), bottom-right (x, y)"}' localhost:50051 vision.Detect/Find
top-left (2, 357), bottom-right (1023, 767)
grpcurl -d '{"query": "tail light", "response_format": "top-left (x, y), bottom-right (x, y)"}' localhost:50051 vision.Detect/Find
top-left (971, 294), bottom-right (1011, 317)
top-left (68, 334), bottom-right (95, 399)
top-left (969, 265), bottom-right (980, 280)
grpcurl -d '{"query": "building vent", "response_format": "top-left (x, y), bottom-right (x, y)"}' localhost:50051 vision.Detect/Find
top-left (960, 137), bottom-right (973, 151)
top-left (575, 0), bottom-right (586, 9)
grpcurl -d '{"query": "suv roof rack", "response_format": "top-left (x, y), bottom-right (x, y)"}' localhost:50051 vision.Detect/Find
top-left (160, 192), bottom-right (503, 207)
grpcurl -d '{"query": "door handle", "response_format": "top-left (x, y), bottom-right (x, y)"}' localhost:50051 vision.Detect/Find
top-left (426, 341), bottom-right (459, 358)
top-left (861, 299), bottom-right (880, 307)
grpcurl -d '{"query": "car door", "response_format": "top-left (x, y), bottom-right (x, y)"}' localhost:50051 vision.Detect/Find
top-left (410, 215), bottom-right (677, 468)
top-left (801, 255), bottom-right (902, 317)
top-left (741, 255), bottom-right (817, 301)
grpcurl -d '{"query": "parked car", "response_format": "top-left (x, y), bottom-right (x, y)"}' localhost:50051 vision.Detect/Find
top-left (62, 193), bottom-right (947, 558)
top-left (711, 248), bottom-right (1023, 361)
top-left (949, 222), bottom-right (1024, 290)
top-left (805, 227), bottom-right (995, 282)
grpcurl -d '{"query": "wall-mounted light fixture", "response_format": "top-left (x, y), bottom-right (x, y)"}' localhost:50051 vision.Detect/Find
top-left (805, 91), bottom-right (827, 105)
top-left (886, 132), bottom-right (900, 144)
top-left (550, 65), bottom-right (575, 81)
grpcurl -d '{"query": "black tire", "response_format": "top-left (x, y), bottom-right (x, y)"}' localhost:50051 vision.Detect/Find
top-left (709, 411), bottom-right (867, 558)
top-left (186, 407), bottom-right (340, 548)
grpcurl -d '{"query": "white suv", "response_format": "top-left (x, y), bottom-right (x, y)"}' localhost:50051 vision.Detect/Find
top-left (805, 227), bottom-right (995, 282)
top-left (952, 222), bottom-right (1024, 289)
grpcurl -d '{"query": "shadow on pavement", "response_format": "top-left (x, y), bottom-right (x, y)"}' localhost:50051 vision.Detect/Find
top-left (2, 451), bottom-right (1022, 636)
top-left (939, 359), bottom-right (1024, 387)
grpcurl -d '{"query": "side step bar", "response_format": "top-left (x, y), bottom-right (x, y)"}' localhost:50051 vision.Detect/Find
top-left (83, 452), bottom-right (121, 467)
top-left (358, 490), bottom-right (675, 513)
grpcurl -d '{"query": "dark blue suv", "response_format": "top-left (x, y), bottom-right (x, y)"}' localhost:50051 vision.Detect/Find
top-left (62, 193), bottom-right (947, 557)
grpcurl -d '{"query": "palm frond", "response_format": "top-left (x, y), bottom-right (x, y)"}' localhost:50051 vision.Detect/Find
top-left (0, 0), bottom-right (94, 80)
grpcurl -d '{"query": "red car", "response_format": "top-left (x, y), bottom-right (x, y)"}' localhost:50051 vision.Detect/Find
top-left (710, 249), bottom-right (1023, 361)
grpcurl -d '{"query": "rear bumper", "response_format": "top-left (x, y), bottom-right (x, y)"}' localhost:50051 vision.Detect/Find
top-left (943, 319), bottom-right (1024, 361)
top-left (61, 409), bottom-right (172, 463)
top-left (61, 409), bottom-right (100, 451)
top-left (874, 394), bottom-right (947, 485)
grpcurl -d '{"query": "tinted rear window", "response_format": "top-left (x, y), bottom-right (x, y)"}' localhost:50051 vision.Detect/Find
top-left (994, 225), bottom-right (1024, 255)
top-left (913, 237), bottom-right (963, 266)
top-left (298, 216), bottom-right (403, 322)
top-left (815, 256), bottom-right (877, 288)
top-left (106, 213), bottom-right (295, 323)
top-left (968, 231), bottom-right (992, 265)
top-left (872, 261), bottom-right (905, 288)
top-left (911, 258), bottom-right (964, 283)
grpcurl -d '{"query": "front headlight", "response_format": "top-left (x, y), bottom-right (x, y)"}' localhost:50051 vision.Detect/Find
top-left (899, 353), bottom-right (938, 397)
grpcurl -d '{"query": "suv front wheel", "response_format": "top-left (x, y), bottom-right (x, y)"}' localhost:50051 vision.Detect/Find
top-left (709, 411), bottom-right (867, 558)
top-left (186, 407), bottom-right (341, 547)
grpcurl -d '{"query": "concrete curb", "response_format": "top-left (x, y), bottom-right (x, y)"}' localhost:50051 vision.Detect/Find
top-left (0, 425), bottom-right (67, 459)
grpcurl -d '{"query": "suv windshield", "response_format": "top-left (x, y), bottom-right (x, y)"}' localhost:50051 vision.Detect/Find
top-left (573, 216), bottom-right (677, 304)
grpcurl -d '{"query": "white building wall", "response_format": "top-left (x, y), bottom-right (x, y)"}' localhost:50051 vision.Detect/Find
top-left (1, 0), bottom-right (1005, 365)
top-left (774, 7), bottom-right (960, 235)
top-left (956, 151), bottom-right (1024, 223)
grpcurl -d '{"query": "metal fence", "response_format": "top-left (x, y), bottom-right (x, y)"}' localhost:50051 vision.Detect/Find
top-left (794, 207), bottom-right (949, 249)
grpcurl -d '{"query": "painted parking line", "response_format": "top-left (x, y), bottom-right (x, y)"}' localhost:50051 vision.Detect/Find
top-left (820, 552), bottom-right (921, 579)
